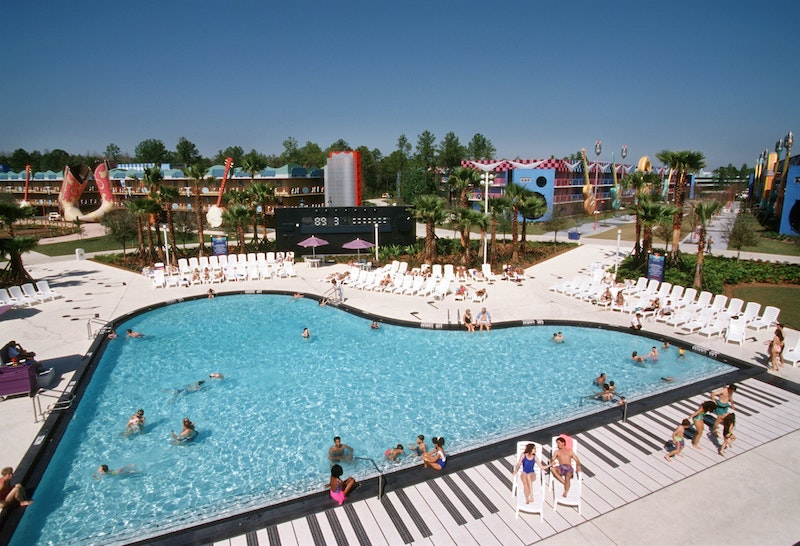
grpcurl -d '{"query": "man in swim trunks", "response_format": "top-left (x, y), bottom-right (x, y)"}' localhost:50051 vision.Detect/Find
top-left (593, 372), bottom-right (606, 386)
top-left (551, 436), bottom-right (581, 497)
top-left (408, 434), bottom-right (427, 456)
top-left (0, 467), bottom-right (32, 509)
top-left (476, 307), bottom-right (492, 332)
top-left (710, 384), bottom-right (736, 436)
top-left (328, 436), bottom-right (354, 461)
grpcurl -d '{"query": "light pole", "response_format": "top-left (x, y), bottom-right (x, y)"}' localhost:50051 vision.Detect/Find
top-left (615, 228), bottom-right (622, 278)
top-left (374, 223), bottom-right (379, 263)
top-left (593, 139), bottom-right (602, 230)
top-left (161, 224), bottom-right (171, 275)
top-left (480, 171), bottom-right (495, 264)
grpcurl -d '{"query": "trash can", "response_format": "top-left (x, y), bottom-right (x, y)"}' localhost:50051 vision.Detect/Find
top-left (568, 231), bottom-right (581, 241)
top-left (75, 248), bottom-right (85, 260)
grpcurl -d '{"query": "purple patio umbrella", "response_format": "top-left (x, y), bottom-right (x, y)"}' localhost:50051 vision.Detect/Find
top-left (342, 237), bottom-right (375, 260)
top-left (297, 235), bottom-right (329, 258)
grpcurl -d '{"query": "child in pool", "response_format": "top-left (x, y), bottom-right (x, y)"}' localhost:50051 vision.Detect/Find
top-left (385, 444), bottom-right (404, 461)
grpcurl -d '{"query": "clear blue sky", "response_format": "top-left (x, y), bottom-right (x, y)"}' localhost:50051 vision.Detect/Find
top-left (2, 0), bottom-right (798, 170)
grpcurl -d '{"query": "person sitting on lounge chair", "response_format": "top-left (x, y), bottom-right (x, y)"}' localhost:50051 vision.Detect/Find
top-left (0, 341), bottom-right (35, 365)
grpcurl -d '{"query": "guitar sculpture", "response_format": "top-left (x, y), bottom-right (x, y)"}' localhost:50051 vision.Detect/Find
top-left (205, 157), bottom-right (234, 228)
top-left (581, 148), bottom-right (595, 215)
top-left (58, 161), bottom-right (116, 222)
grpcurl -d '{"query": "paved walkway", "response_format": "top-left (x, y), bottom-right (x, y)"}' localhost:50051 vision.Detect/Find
top-left (2, 227), bottom-right (800, 545)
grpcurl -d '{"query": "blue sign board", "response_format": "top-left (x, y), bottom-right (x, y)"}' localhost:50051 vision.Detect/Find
top-left (647, 253), bottom-right (665, 283)
top-left (212, 236), bottom-right (228, 256)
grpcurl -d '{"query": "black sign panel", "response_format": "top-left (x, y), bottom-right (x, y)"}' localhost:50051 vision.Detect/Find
top-left (275, 206), bottom-right (415, 254)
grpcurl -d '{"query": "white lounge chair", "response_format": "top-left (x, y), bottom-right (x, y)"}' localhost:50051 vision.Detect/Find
top-left (740, 301), bottom-right (762, 325)
top-left (393, 275), bottom-right (415, 294)
top-left (418, 277), bottom-right (438, 298)
top-left (151, 270), bottom-right (166, 289)
top-left (550, 275), bottom-right (579, 293)
top-left (782, 337), bottom-right (800, 367)
top-left (472, 290), bottom-right (487, 303)
top-left (725, 317), bottom-right (747, 345)
top-left (433, 279), bottom-right (451, 300)
top-left (673, 287), bottom-right (697, 309)
top-left (681, 308), bottom-right (715, 333)
top-left (707, 294), bottom-right (728, 315)
top-left (655, 282), bottom-right (672, 301)
top-left (482, 263), bottom-right (499, 283)
top-left (512, 441), bottom-right (544, 521)
top-left (698, 316), bottom-right (729, 338)
top-left (667, 285), bottom-right (684, 305)
top-left (284, 262), bottom-right (298, 277)
top-left (405, 276), bottom-right (426, 295)
top-left (627, 277), bottom-right (648, 295)
top-left (687, 291), bottom-right (713, 313)
top-left (550, 435), bottom-right (582, 514)
top-left (665, 308), bottom-right (695, 328)
top-left (35, 280), bottom-right (62, 301)
top-left (0, 288), bottom-right (19, 307)
top-left (748, 306), bottom-right (780, 331)
top-left (717, 298), bottom-right (744, 320)
top-left (9, 285), bottom-right (38, 305)
top-left (430, 264), bottom-right (443, 279)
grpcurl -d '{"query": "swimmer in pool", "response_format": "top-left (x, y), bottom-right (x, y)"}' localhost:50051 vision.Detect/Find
top-left (126, 329), bottom-right (143, 338)
top-left (407, 434), bottom-right (427, 456)
top-left (125, 408), bottom-right (145, 435)
top-left (552, 332), bottom-right (564, 343)
top-left (328, 436), bottom-right (354, 461)
top-left (209, 372), bottom-right (224, 379)
top-left (171, 417), bottom-right (197, 443)
top-left (302, 328), bottom-right (310, 338)
top-left (94, 464), bottom-right (137, 479)
top-left (385, 444), bottom-right (404, 461)
top-left (632, 351), bottom-right (646, 364)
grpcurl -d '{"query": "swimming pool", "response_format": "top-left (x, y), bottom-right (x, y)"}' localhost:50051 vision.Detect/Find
top-left (11, 295), bottom-right (734, 545)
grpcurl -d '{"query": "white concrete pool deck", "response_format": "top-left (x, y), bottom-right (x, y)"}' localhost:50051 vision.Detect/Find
top-left (2, 240), bottom-right (800, 545)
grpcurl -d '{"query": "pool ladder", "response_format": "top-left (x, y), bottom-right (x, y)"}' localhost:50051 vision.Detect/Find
top-left (32, 382), bottom-right (76, 423)
top-left (87, 317), bottom-right (110, 339)
top-left (354, 457), bottom-right (384, 499)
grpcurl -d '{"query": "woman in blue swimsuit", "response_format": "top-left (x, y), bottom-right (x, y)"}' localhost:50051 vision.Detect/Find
top-left (422, 437), bottom-right (446, 471)
top-left (513, 443), bottom-right (543, 504)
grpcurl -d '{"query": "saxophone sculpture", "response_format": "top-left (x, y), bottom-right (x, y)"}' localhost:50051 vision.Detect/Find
top-left (581, 148), bottom-right (595, 215)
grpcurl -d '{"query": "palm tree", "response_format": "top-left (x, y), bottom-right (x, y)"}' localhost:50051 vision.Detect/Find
top-left (692, 200), bottom-right (723, 288)
top-left (448, 167), bottom-right (480, 208)
top-left (125, 197), bottom-right (150, 261)
top-left (248, 182), bottom-right (274, 245)
top-left (0, 202), bottom-right (37, 286)
top-left (488, 196), bottom-right (509, 265)
top-left (638, 199), bottom-right (678, 255)
top-left (505, 182), bottom-right (533, 263)
top-left (475, 212), bottom-right (490, 264)
top-left (185, 165), bottom-right (207, 255)
top-left (656, 150), bottom-right (706, 261)
top-left (450, 207), bottom-right (483, 265)
top-left (519, 194), bottom-right (547, 249)
top-left (620, 171), bottom-right (655, 256)
top-left (412, 195), bottom-right (448, 264)
top-left (222, 205), bottom-right (252, 254)
top-left (142, 165), bottom-right (165, 255)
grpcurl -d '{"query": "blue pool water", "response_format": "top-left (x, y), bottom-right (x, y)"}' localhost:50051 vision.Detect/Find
top-left (12, 295), bottom-right (733, 545)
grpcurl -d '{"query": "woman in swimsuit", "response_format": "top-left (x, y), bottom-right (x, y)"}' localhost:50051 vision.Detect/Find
top-left (326, 464), bottom-right (357, 505)
top-left (688, 401), bottom-right (717, 449)
top-left (422, 437), bottom-right (446, 470)
top-left (463, 309), bottom-right (474, 332)
top-left (513, 443), bottom-right (543, 504)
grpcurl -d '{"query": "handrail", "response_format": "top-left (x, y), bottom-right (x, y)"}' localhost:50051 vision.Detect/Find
top-left (87, 317), bottom-right (109, 339)
top-left (32, 385), bottom-right (76, 423)
top-left (353, 456), bottom-right (384, 499)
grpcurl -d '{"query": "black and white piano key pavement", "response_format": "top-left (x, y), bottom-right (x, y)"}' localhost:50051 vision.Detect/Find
top-left (212, 378), bottom-right (800, 546)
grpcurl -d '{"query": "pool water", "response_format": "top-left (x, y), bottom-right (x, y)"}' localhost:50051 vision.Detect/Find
top-left (12, 295), bottom-right (732, 545)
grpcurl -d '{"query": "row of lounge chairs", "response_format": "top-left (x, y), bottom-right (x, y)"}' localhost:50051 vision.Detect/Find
top-left (149, 253), bottom-right (297, 288)
top-left (550, 274), bottom-right (782, 346)
top-left (0, 281), bottom-right (62, 308)
top-left (338, 261), bottom-right (493, 301)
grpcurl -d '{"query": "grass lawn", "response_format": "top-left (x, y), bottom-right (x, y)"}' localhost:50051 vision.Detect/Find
top-left (34, 235), bottom-right (215, 257)
top-left (728, 285), bottom-right (800, 330)
top-left (737, 236), bottom-right (800, 257)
